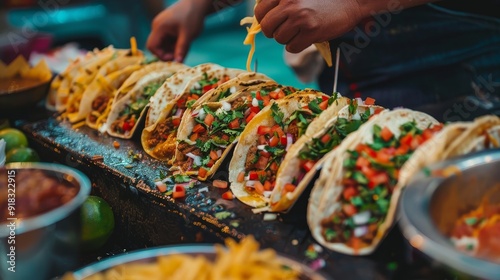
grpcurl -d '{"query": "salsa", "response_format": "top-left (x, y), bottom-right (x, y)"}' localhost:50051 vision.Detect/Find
top-left (320, 121), bottom-right (443, 250)
top-left (451, 196), bottom-right (500, 263)
top-left (0, 169), bottom-right (79, 221)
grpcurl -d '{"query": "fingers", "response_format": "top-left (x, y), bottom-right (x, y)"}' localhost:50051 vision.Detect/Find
top-left (254, 0), bottom-right (279, 23)
top-left (285, 33), bottom-right (312, 53)
top-left (146, 31), bottom-right (173, 61)
top-left (174, 28), bottom-right (190, 63)
top-left (258, 5), bottom-right (289, 39)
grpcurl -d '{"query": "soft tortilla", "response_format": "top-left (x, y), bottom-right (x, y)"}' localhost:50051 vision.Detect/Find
top-left (308, 109), bottom-right (439, 255)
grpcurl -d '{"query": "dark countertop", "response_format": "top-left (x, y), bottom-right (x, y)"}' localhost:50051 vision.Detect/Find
top-left (10, 110), bottom-right (455, 280)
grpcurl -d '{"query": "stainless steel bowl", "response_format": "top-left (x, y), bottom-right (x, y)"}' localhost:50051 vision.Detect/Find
top-left (399, 149), bottom-right (500, 280)
top-left (0, 163), bottom-right (91, 280)
top-left (70, 244), bottom-right (326, 280)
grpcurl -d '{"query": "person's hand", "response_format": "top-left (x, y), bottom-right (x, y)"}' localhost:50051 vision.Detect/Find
top-left (147, 0), bottom-right (211, 62)
top-left (255, 0), bottom-right (364, 53)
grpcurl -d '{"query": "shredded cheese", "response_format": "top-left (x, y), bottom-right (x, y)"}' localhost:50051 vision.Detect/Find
top-left (95, 99), bottom-right (113, 128)
top-left (71, 121), bottom-right (86, 129)
top-left (130, 37), bottom-right (137, 56)
top-left (240, 1), bottom-right (333, 69)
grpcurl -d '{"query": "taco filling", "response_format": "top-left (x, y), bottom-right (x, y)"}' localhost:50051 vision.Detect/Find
top-left (282, 102), bottom-right (384, 200)
top-left (88, 95), bottom-right (112, 124)
top-left (451, 198), bottom-right (500, 262)
top-left (110, 80), bottom-right (165, 135)
top-left (176, 85), bottom-right (296, 176)
top-left (145, 73), bottom-right (230, 154)
top-left (236, 96), bottom-right (334, 197)
top-left (320, 121), bottom-right (443, 250)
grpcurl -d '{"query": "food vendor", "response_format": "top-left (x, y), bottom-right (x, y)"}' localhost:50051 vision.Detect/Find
top-left (147, 0), bottom-right (500, 118)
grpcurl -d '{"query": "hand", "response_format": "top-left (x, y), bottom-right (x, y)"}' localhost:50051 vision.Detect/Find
top-left (146, 0), bottom-right (211, 62)
top-left (255, 0), bottom-right (364, 53)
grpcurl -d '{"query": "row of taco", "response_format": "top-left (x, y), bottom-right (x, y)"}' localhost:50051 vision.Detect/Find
top-left (47, 46), bottom-right (500, 256)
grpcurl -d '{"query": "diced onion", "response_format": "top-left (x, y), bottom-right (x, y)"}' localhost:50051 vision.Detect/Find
top-left (197, 108), bottom-right (206, 120)
top-left (257, 145), bottom-right (266, 150)
top-left (353, 211), bottom-right (371, 225)
top-left (352, 111), bottom-right (361, 121)
top-left (286, 133), bottom-right (293, 151)
top-left (174, 108), bottom-right (183, 118)
top-left (354, 226), bottom-right (368, 237)
top-left (273, 88), bottom-right (282, 93)
top-left (369, 107), bottom-right (375, 115)
top-left (355, 97), bottom-right (364, 105)
top-left (186, 152), bottom-right (201, 166)
top-left (245, 180), bottom-right (259, 187)
top-left (263, 213), bottom-right (277, 221)
top-left (198, 186), bottom-right (209, 193)
top-left (263, 191), bottom-right (272, 198)
top-left (154, 181), bottom-right (165, 187)
top-left (193, 82), bottom-right (201, 89)
top-left (230, 86), bottom-right (237, 94)
top-left (222, 101), bottom-right (231, 111)
top-left (216, 150), bottom-right (222, 157)
top-left (252, 98), bottom-right (259, 107)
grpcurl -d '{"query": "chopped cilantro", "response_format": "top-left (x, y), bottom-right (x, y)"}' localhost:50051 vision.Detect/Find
top-left (271, 103), bottom-right (284, 125)
top-left (214, 211), bottom-right (232, 220)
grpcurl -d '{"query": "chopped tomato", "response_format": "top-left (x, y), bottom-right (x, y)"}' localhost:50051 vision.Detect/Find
top-left (256, 91), bottom-right (262, 100)
top-left (361, 166), bottom-right (377, 178)
top-left (210, 150), bottom-right (219, 160)
top-left (221, 134), bottom-right (230, 141)
top-left (381, 127), bottom-right (393, 142)
top-left (343, 204), bottom-right (357, 217)
top-left (422, 129), bottom-right (434, 141)
top-left (190, 94), bottom-right (200, 100)
top-left (237, 171), bottom-right (245, 182)
top-left (350, 237), bottom-right (363, 252)
top-left (228, 119), bottom-right (240, 129)
top-left (193, 124), bottom-right (205, 133)
top-left (122, 121), bottom-right (132, 131)
top-left (262, 95), bottom-right (270, 106)
top-left (342, 178), bottom-right (358, 188)
top-left (269, 91), bottom-right (279, 99)
top-left (255, 156), bottom-right (269, 170)
top-left (204, 114), bottom-right (215, 126)
top-left (284, 183), bottom-right (296, 193)
top-left (190, 133), bottom-right (199, 141)
top-left (280, 134), bottom-right (287, 145)
top-left (203, 84), bottom-right (214, 93)
top-left (376, 151), bottom-right (392, 164)
top-left (254, 181), bottom-right (265, 194)
top-left (356, 156), bottom-right (370, 169)
top-left (395, 145), bottom-right (409, 156)
top-left (411, 135), bottom-right (423, 149)
top-left (172, 185), bottom-right (186, 199)
top-left (319, 100), bottom-right (329, 111)
top-left (400, 134), bottom-right (413, 147)
top-left (250, 106), bottom-right (260, 114)
top-left (213, 180), bottom-right (228, 189)
top-left (198, 167), bottom-right (208, 178)
top-left (364, 97), bottom-right (376, 105)
top-left (277, 90), bottom-right (286, 99)
top-left (431, 123), bottom-right (444, 132)
top-left (156, 182), bottom-right (167, 193)
top-left (321, 134), bottom-right (331, 144)
top-left (206, 159), bottom-right (215, 167)
top-left (301, 160), bottom-right (315, 172)
top-left (246, 111), bottom-right (256, 123)
top-left (269, 136), bottom-right (279, 147)
top-left (343, 186), bottom-right (358, 200)
top-left (369, 173), bottom-right (389, 188)
top-left (270, 161), bottom-right (279, 172)
top-left (263, 181), bottom-right (272, 191)
top-left (222, 191), bottom-right (234, 200)
top-left (272, 125), bottom-right (284, 138)
top-left (321, 95), bottom-right (329, 101)
top-left (172, 117), bottom-right (181, 127)
top-left (176, 98), bottom-right (186, 107)
top-left (257, 125), bottom-right (272, 135)
top-left (248, 171), bottom-right (260, 180)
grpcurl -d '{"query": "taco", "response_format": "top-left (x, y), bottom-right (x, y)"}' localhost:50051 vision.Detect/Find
top-left (57, 47), bottom-right (142, 113)
top-left (145, 63), bottom-right (224, 128)
top-left (104, 61), bottom-right (188, 138)
top-left (66, 56), bottom-right (144, 123)
top-left (173, 82), bottom-right (296, 179)
top-left (228, 91), bottom-right (347, 208)
top-left (308, 109), bottom-right (442, 255)
top-left (269, 99), bottom-right (385, 212)
top-left (141, 66), bottom-right (246, 161)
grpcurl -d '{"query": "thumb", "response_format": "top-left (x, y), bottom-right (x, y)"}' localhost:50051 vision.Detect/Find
top-left (174, 29), bottom-right (190, 63)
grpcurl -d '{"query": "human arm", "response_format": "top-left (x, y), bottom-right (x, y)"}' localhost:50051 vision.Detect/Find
top-left (254, 0), bottom-right (437, 53)
top-left (146, 0), bottom-right (243, 62)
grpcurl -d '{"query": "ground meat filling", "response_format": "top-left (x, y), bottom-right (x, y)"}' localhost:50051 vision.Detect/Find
top-left (244, 145), bottom-right (259, 170)
top-left (287, 120), bottom-right (300, 140)
top-left (92, 95), bottom-right (109, 113)
top-left (147, 122), bottom-right (170, 148)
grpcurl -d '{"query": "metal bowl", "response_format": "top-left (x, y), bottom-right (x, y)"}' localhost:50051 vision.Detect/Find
top-left (70, 244), bottom-right (326, 280)
top-left (0, 162), bottom-right (91, 280)
top-left (0, 79), bottom-right (51, 113)
top-left (399, 149), bottom-right (500, 280)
